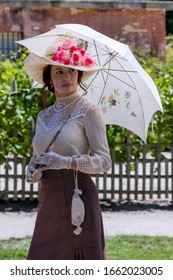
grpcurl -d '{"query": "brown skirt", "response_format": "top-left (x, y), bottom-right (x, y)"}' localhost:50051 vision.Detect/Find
top-left (27, 169), bottom-right (106, 260)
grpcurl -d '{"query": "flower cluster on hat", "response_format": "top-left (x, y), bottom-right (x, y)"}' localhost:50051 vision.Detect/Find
top-left (48, 38), bottom-right (95, 67)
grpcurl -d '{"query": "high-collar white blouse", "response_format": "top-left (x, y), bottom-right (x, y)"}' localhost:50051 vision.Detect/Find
top-left (32, 93), bottom-right (111, 174)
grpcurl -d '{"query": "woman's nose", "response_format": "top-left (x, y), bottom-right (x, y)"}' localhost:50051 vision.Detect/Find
top-left (64, 72), bottom-right (70, 79)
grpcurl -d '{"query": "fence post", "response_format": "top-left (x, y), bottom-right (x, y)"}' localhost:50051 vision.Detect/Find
top-left (171, 133), bottom-right (173, 204)
top-left (142, 144), bottom-right (147, 201)
top-left (126, 133), bottom-right (131, 201)
top-left (109, 149), bottom-right (114, 201)
top-left (157, 132), bottom-right (162, 199)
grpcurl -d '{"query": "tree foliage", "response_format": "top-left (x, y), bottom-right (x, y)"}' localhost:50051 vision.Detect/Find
top-left (0, 37), bottom-right (173, 165)
top-left (0, 51), bottom-right (43, 165)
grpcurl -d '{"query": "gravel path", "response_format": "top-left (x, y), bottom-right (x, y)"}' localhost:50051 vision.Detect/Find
top-left (0, 202), bottom-right (172, 240)
top-left (103, 210), bottom-right (173, 237)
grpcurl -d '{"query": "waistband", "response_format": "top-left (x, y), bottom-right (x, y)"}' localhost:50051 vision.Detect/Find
top-left (42, 169), bottom-right (86, 179)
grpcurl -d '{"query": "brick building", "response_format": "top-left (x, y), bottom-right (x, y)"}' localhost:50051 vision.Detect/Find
top-left (0, 0), bottom-right (173, 56)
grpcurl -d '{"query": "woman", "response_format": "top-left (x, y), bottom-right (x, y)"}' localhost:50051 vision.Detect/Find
top-left (25, 37), bottom-right (111, 260)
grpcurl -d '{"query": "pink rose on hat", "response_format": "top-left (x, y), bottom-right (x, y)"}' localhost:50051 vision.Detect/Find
top-left (82, 54), bottom-right (95, 67)
top-left (48, 38), bottom-right (95, 67)
top-left (71, 51), bottom-right (83, 65)
top-left (62, 39), bottom-right (76, 50)
top-left (56, 50), bottom-right (71, 65)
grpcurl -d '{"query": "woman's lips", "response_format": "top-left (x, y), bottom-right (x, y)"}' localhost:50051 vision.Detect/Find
top-left (62, 82), bottom-right (72, 87)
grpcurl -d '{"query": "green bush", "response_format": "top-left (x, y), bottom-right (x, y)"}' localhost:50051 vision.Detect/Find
top-left (0, 51), bottom-right (43, 165)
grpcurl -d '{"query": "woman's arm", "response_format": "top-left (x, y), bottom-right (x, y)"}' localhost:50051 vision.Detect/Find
top-left (73, 104), bottom-right (111, 174)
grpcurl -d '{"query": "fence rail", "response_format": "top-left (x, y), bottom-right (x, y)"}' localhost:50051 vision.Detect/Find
top-left (0, 143), bottom-right (173, 204)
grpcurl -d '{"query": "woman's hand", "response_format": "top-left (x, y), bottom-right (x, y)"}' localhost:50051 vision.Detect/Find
top-left (26, 162), bottom-right (42, 184)
top-left (33, 151), bottom-right (72, 171)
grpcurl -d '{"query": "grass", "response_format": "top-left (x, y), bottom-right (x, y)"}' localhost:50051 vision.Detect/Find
top-left (0, 237), bottom-right (31, 260)
top-left (0, 235), bottom-right (173, 260)
top-left (106, 235), bottom-right (173, 260)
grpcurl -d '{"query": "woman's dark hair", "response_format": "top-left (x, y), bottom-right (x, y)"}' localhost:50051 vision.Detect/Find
top-left (41, 65), bottom-right (87, 94)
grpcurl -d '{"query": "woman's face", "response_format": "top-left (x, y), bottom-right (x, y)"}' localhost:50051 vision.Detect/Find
top-left (50, 66), bottom-right (78, 98)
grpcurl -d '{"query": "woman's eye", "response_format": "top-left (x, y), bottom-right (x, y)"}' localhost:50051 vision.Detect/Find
top-left (55, 70), bottom-right (63, 75)
top-left (56, 70), bottom-right (63, 75)
top-left (55, 69), bottom-right (75, 75)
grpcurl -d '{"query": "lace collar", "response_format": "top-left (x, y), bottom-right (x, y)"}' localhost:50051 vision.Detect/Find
top-left (54, 92), bottom-right (80, 112)
top-left (39, 97), bottom-right (87, 131)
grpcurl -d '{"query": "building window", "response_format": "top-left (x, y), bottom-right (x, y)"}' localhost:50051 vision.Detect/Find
top-left (0, 32), bottom-right (22, 58)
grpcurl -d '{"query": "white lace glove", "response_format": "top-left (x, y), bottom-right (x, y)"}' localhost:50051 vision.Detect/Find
top-left (26, 162), bottom-right (42, 184)
top-left (33, 151), bottom-right (72, 171)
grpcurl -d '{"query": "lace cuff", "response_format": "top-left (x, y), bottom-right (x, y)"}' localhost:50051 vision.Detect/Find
top-left (75, 154), bottom-right (110, 174)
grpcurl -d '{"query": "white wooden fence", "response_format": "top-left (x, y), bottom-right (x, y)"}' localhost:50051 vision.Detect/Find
top-left (0, 143), bottom-right (172, 204)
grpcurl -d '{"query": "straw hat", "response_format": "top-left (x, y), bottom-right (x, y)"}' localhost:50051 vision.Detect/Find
top-left (24, 37), bottom-right (101, 85)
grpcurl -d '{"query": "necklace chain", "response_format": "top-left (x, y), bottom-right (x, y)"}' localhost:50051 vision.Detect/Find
top-left (43, 94), bottom-right (84, 128)
top-left (53, 95), bottom-right (83, 124)
top-left (54, 95), bottom-right (81, 113)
